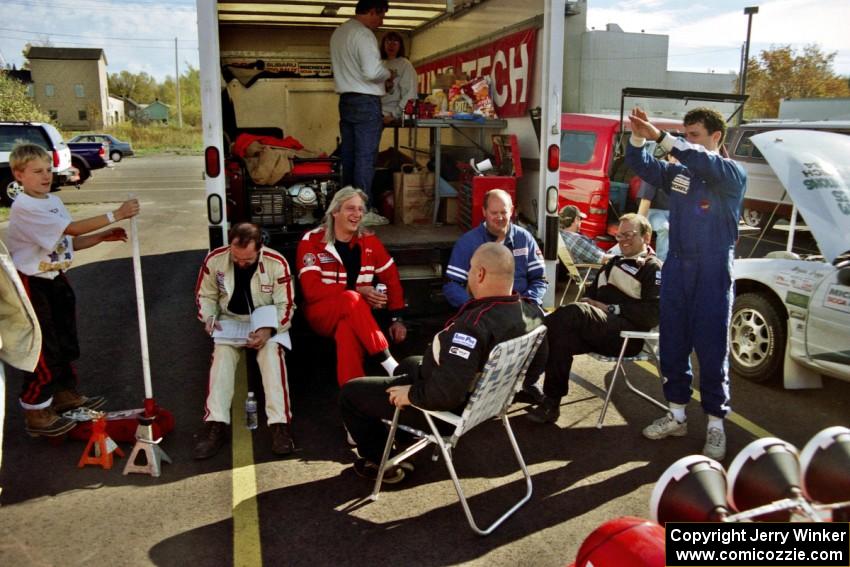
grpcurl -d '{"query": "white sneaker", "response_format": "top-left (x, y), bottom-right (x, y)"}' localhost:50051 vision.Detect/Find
top-left (703, 426), bottom-right (726, 460)
top-left (361, 210), bottom-right (390, 227)
top-left (642, 413), bottom-right (687, 440)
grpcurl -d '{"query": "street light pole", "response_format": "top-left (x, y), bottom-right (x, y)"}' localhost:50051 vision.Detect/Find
top-left (738, 6), bottom-right (759, 123)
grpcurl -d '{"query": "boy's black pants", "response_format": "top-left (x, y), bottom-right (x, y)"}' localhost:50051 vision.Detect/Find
top-left (19, 273), bottom-right (80, 405)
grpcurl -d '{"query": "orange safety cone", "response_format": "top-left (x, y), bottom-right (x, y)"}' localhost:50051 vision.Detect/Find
top-left (78, 415), bottom-right (125, 469)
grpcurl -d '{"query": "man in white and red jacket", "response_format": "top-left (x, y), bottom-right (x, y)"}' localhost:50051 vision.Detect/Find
top-left (195, 222), bottom-right (296, 459)
top-left (297, 187), bottom-right (407, 386)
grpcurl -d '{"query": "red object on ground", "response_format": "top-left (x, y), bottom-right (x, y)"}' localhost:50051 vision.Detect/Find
top-left (77, 416), bottom-right (125, 469)
top-left (69, 407), bottom-right (176, 444)
top-left (568, 516), bottom-right (665, 567)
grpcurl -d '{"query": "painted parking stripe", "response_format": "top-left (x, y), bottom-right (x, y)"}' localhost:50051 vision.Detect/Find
top-left (232, 362), bottom-right (262, 567)
top-left (635, 361), bottom-right (775, 439)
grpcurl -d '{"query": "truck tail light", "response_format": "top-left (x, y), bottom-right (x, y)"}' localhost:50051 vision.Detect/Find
top-left (52, 150), bottom-right (60, 168)
top-left (99, 146), bottom-right (106, 158)
top-left (547, 144), bottom-right (560, 172)
top-left (204, 146), bottom-right (221, 178)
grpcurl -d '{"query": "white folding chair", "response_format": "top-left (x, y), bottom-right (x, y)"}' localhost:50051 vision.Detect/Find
top-left (370, 325), bottom-right (547, 536)
top-left (557, 236), bottom-right (602, 306)
top-left (593, 328), bottom-right (667, 428)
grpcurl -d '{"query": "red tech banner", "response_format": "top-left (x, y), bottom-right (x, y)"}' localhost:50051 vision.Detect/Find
top-left (415, 27), bottom-right (538, 119)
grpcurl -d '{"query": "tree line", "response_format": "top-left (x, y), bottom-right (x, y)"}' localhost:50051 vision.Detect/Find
top-left (2, 45), bottom-right (848, 125)
top-left (107, 65), bottom-right (202, 126)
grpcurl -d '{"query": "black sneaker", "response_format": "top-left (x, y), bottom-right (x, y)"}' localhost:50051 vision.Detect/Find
top-left (526, 398), bottom-right (561, 424)
top-left (514, 383), bottom-right (545, 405)
top-left (353, 457), bottom-right (406, 484)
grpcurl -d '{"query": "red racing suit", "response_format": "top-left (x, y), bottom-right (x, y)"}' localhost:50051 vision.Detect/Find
top-left (296, 227), bottom-right (405, 385)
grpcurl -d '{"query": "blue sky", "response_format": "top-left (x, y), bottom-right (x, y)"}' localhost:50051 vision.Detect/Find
top-left (1, 0), bottom-right (848, 81)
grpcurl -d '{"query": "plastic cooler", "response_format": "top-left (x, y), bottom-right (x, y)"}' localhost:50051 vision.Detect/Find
top-left (458, 134), bottom-right (521, 231)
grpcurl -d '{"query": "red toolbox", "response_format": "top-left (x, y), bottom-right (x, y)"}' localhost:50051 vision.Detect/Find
top-left (458, 134), bottom-right (522, 231)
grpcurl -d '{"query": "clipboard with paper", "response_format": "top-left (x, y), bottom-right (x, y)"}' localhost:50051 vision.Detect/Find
top-left (212, 305), bottom-right (292, 349)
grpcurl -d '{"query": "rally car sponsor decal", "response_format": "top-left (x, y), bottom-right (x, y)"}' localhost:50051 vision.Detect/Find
top-left (824, 285), bottom-right (850, 314)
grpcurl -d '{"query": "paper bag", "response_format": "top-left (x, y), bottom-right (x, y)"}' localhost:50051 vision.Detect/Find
top-left (393, 165), bottom-right (434, 224)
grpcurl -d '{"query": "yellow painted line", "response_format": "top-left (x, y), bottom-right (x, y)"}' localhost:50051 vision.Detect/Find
top-left (636, 361), bottom-right (776, 439)
top-left (232, 358), bottom-right (262, 567)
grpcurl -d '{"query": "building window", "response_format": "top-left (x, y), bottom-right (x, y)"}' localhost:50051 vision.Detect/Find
top-left (75, 84), bottom-right (85, 98)
top-left (45, 84), bottom-right (55, 97)
top-left (78, 110), bottom-right (88, 121)
top-left (48, 110), bottom-right (58, 120)
top-left (26, 84), bottom-right (34, 97)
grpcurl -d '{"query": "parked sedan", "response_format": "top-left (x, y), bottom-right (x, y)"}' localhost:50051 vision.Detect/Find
top-left (69, 133), bottom-right (135, 162)
top-left (731, 130), bottom-right (850, 389)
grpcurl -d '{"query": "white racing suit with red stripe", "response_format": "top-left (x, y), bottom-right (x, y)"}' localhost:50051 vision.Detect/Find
top-left (626, 134), bottom-right (746, 418)
top-left (195, 246), bottom-right (295, 424)
top-left (296, 227), bottom-right (405, 385)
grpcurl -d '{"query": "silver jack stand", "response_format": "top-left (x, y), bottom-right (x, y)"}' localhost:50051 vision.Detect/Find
top-left (123, 416), bottom-right (172, 477)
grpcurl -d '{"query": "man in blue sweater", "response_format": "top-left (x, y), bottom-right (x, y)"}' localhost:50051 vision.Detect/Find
top-left (444, 189), bottom-right (547, 309)
top-left (625, 107), bottom-right (746, 461)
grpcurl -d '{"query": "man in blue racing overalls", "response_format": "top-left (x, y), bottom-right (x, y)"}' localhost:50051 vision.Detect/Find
top-left (625, 107), bottom-right (746, 461)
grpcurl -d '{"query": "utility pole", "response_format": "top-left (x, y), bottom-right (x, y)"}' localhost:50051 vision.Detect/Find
top-left (175, 37), bottom-right (183, 128)
top-left (737, 6), bottom-right (759, 124)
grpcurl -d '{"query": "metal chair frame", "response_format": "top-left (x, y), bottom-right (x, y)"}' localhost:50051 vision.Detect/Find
top-left (556, 235), bottom-right (602, 306)
top-left (369, 326), bottom-right (547, 536)
top-left (593, 329), bottom-right (667, 428)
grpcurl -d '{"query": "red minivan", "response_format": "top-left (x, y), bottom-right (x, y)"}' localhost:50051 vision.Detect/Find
top-left (558, 113), bottom-right (685, 247)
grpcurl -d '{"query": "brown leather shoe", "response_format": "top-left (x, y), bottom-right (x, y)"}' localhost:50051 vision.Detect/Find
top-left (53, 390), bottom-right (107, 413)
top-left (192, 421), bottom-right (228, 460)
top-left (270, 423), bottom-right (295, 456)
top-left (24, 408), bottom-right (77, 437)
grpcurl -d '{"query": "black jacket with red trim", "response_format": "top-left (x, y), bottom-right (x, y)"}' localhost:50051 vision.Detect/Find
top-left (408, 293), bottom-right (547, 411)
top-left (296, 227), bottom-right (404, 311)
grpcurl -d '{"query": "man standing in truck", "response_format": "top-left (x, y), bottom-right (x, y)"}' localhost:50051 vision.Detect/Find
top-left (625, 107), bottom-right (746, 461)
top-left (330, 0), bottom-right (393, 226)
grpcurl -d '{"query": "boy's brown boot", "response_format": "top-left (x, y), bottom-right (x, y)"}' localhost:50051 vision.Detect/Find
top-left (24, 408), bottom-right (77, 437)
top-left (52, 390), bottom-right (107, 413)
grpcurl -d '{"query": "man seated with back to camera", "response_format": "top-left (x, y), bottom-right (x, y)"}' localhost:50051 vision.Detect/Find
top-left (443, 188), bottom-right (548, 403)
top-left (340, 243), bottom-right (547, 483)
top-left (527, 213), bottom-right (662, 424)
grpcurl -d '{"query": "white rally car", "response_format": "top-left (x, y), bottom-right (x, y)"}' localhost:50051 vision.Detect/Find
top-left (730, 130), bottom-right (850, 389)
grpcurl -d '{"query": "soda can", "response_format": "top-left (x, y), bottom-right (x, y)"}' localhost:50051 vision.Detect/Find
top-left (375, 283), bottom-right (387, 294)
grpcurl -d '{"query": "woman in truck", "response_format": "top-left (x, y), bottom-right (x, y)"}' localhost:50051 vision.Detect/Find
top-left (379, 31), bottom-right (418, 125)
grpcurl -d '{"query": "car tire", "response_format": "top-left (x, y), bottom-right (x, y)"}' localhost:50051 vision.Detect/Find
top-left (110, 150), bottom-right (123, 163)
top-left (741, 208), bottom-right (764, 228)
top-left (72, 157), bottom-right (91, 184)
top-left (730, 292), bottom-right (786, 383)
top-left (1, 171), bottom-right (14, 207)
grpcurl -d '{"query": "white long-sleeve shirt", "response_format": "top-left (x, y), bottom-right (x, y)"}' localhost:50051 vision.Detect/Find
top-left (330, 18), bottom-right (390, 95)
top-left (381, 57), bottom-right (418, 118)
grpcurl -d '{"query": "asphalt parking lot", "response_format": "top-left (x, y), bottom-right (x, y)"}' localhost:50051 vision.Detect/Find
top-left (0, 155), bottom-right (848, 566)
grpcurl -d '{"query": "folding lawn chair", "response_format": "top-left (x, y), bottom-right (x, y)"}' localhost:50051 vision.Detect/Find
top-left (369, 325), bottom-right (547, 536)
top-left (557, 236), bottom-right (602, 306)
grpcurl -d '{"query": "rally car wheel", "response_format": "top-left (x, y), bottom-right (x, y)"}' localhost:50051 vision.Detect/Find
top-left (730, 292), bottom-right (786, 383)
top-left (741, 208), bottom-right (764, 228)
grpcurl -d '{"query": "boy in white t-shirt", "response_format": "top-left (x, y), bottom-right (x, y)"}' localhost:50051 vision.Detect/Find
top-left (4, 144), bottom-right (140, 438)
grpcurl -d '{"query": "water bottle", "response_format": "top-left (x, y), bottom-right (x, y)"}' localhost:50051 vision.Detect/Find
top-left (245, 392), bottom-right (258, 430)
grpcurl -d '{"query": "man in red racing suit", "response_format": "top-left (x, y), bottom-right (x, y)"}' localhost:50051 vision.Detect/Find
top-left (296, 187), bottom-right (407, 386)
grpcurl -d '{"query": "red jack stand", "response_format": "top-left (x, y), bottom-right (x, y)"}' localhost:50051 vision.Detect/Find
top-left (78, 415), bottom-right (124, 469)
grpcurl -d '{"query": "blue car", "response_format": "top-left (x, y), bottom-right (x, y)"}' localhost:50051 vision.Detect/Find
top-left (69, 133), bottom-right (135, 162)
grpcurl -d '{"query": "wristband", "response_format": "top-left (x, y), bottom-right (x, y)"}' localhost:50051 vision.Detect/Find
top-left (655, 131), bottom-right (666, 144)
top-left (391, 316), bottom-right (404, 323)
top-left (106, 211), bottom-right (116, 223)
